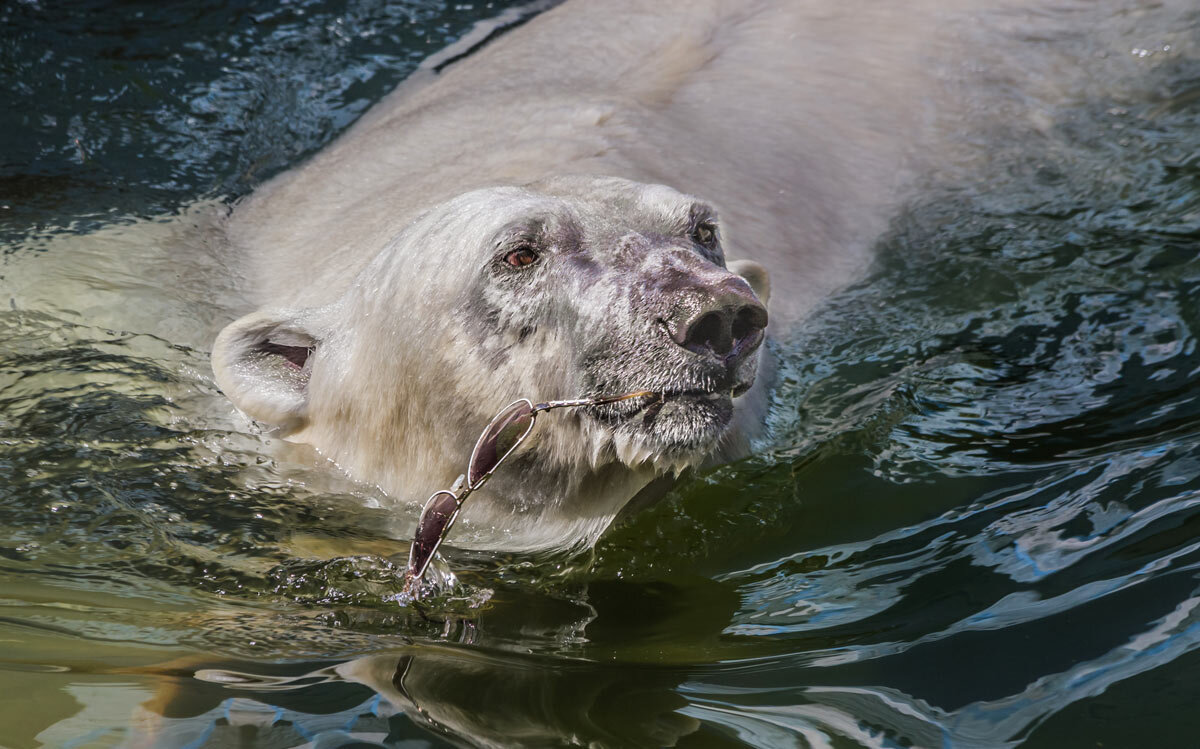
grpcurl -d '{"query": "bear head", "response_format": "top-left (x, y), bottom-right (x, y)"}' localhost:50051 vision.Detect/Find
top-left (212, 176), bottom-right (770, 550)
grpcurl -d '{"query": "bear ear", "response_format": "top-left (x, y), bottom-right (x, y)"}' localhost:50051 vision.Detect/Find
top-left (211, 309), bottom-right (322, 432)
top-left (728, 259), bottom-right (770, 306)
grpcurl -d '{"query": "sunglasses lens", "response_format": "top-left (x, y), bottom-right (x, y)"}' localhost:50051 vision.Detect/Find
top-left (468, 400), bottom-right (535, 486)
top-left (408, 490), bottom-right (459, 577)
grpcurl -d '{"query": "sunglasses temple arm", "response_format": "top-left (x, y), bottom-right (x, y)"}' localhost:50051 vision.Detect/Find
top-left (535, 390), bottom-right (658, 412)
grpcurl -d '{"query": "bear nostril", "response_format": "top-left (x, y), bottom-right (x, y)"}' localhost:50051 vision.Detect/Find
top-left (683, 311), bottom-right (733, 356)
top-left (731, 305), bottom-right (768, 345)
top-left (675, 300), bottom-right (767, 363)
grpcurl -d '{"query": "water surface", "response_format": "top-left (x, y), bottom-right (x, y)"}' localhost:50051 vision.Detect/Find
top-left (3, 1), bottom-right (1200, 747)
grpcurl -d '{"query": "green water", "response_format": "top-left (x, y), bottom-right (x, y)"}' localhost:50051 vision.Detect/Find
top-left (3, 1), bottom-right (1200, 747)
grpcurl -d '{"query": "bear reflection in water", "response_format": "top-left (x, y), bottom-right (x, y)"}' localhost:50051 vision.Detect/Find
top-left (132, 651), bottom-right (697, 748)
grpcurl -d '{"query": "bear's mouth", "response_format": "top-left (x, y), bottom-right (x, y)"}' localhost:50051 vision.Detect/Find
top-left (579, 345), bottom-right (759, 455)
top-left (659, 382), bottom-right (753, 400)
top-left (580, 380), bottom-right (748, 457)
top-left (588, 379), bottom-right (751, 419)
top-left (638, 386), bottom-right (744, 423)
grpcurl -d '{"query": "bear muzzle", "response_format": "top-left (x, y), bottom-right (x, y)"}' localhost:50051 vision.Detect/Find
top-left (663, 274), bottom-right (768, 375)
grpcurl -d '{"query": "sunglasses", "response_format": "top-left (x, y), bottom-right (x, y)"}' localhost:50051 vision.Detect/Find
top-left (403, 390), bottom-right (657, 592)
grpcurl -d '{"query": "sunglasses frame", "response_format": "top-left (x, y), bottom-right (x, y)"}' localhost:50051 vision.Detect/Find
top-left (404, 391), bottom-right (655, 586)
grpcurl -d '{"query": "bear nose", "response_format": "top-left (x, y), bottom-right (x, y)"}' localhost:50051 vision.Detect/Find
top-left (671, 282), bottom-right (768, 366)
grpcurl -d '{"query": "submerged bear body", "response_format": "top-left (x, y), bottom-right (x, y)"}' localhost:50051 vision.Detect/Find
top-left (213, 0), bottom-right (1168, 551)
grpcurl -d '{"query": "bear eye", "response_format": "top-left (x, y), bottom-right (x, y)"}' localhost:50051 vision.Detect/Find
top-left (504, 246), bottom-right (539, 268)
top-left (692, 221), bottom-right (718, 248)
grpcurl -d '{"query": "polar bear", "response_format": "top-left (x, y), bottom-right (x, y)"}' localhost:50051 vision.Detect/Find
top-left (210, 0), bottom-right (1166, 551)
